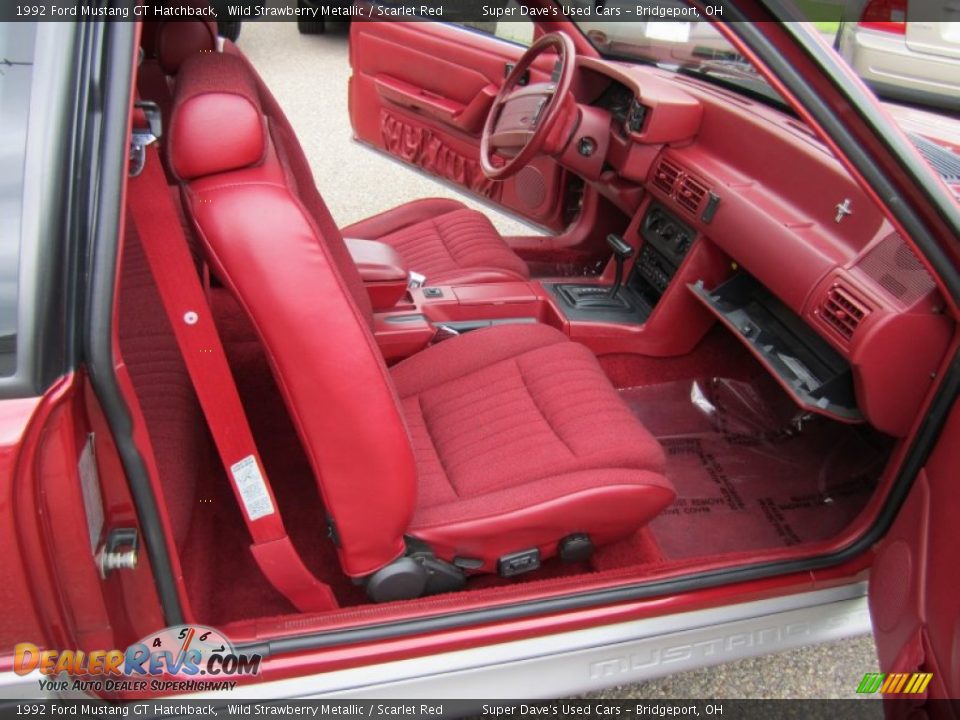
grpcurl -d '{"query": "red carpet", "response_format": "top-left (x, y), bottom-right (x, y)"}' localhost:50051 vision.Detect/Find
top-left (173, 300), bottom-right (891, 623)
top-left (121, 243), bottom-right (889, 625)
top-left (618, 375), bottom-right (890, 559)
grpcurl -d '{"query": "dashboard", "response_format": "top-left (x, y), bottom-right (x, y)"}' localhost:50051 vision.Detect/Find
top-left (592, 79), bottom-right (648, 137)
top-left (563, 56), bottom-right (954, 439)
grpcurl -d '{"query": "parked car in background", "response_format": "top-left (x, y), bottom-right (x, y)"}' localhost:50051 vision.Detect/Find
top-left (295, 0), bottom-right (355, 33)
top-left (836, 0), bottom-right (960, 111)
top-left (208, 0), bottom-right (245, 39)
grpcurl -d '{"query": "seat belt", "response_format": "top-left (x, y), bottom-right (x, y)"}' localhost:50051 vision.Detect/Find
top-left (127, 138), bottom-right (338, 613)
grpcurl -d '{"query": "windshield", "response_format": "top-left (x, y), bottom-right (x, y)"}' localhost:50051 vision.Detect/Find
top-left (572, 15), bottom-right (787, 107)
top-left (572, 13), bottom-right (960, 195)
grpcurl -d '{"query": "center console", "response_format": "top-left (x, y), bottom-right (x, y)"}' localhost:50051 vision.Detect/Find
top-left (358, 200), bottom-right (722, 362)
top-left (631, 202), bottom-right (696, 305)
top-left (346, 238), bottom-right (410, 311)
top-left (546, 202), bottom-right (698, 324)
top-left (373, 282), bottom-right (555, 361)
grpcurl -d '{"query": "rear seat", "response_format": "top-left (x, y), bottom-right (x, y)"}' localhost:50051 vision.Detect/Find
top-left (137, 20), bottom-right (221, 179)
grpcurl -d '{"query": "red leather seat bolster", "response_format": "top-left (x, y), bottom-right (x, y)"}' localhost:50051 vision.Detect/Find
top-left (185, 179), bottom-right (417, 577)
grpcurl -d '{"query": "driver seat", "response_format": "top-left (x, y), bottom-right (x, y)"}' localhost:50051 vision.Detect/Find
top-left (340, 198), bottom-right (530, 285)
top-left (155, 31), bottom-right (528, 286)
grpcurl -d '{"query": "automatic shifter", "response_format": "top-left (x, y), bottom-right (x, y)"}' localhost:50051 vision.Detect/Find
top-left (606, 233), bottom-right (635, 300)
top-left (553, 234), bottom-right (636, 311)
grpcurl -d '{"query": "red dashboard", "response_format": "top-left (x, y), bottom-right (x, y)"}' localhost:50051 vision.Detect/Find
top-left (365, 54), bottom-right (953, 441)
top-left (563, 58), bottom-right (954, 438)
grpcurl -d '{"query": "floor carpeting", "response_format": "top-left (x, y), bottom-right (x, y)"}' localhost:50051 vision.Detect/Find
top-left (140, 289), bottom-right (890, 625)
top-left (619, 375), bottom-right (891, 559)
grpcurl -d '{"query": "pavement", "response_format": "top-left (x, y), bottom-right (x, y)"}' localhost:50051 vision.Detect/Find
top-left (236, 20), bottom-right (537, 237)
top-left (237, 20), bottom-right (881, 700)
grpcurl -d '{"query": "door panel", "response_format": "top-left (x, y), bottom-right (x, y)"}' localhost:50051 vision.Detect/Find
top-left (348, 21), bottom-right (569, 231)
top-left (869, 396), bottom-right (960, 709)
top-left (0, 395), bottom-right (47, 654)
top-left (0, 373), bottom-right (165, 669)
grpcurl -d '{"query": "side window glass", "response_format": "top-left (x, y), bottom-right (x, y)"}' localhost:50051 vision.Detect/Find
top-left (451, 0), bottom-right (535, 46)
top-left (0, 23), bottom-right (38, 377)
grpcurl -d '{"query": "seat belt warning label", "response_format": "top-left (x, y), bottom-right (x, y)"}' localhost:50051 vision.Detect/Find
top-left (231, 455), bottom-right (275, 521)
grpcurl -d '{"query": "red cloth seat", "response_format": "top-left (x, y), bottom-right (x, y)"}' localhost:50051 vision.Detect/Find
top-left (342, 199), bottom-right (530, 285)
top-left (393, 323), bottom-right (672, 571)
top-left (167, 51), bottom-right (674, 585)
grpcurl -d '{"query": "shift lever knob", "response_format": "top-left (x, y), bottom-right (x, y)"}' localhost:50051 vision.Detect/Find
top-left (607, 233), bottom-right (635, 260)
top-left (606, 234), bottom-right (634, 298)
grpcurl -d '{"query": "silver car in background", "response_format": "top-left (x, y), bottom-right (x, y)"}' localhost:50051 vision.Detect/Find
top-left (836, 0), bottom-right (960, 111)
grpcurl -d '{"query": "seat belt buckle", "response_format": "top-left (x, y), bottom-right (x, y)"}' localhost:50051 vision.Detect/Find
top-left (407, 271), bottom-right (426, 290)
top-left (129, 100), bottom-right (162, 177)
top-left (432, 324), bottom-right (461, 344)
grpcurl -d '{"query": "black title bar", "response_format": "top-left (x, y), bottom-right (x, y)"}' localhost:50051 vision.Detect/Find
top-left (1, 0), bottom-right (953, 23)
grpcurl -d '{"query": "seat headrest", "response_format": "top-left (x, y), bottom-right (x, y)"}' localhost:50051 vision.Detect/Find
top-left (168, 53), bottom-right (266, 181)
top-left (155, 20), bottom-right (219, 75)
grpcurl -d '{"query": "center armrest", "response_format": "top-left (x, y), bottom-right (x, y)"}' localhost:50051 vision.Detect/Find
top-left (346, 238), bottom-right (408, 283)
top-left (346, 238), bottom-right (409, 310)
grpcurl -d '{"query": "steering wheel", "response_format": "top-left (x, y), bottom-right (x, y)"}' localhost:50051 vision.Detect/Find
top-left (480, 32), bottom-right (577, 181)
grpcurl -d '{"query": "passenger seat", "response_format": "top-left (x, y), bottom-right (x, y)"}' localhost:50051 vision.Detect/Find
top-left (165, 51), bottom-right (675, 601)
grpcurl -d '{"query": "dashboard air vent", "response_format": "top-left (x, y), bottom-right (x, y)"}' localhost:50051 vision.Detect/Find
top-left (677, 176), bottom-right (708, 215)
top-left (652, 159), bottom-right (680, 194)
top-left (820, 284), bottom-right (870, 341)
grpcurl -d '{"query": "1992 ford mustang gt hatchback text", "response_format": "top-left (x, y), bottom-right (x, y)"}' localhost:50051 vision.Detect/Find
top-left (1, 1), bottom-right (960, 707)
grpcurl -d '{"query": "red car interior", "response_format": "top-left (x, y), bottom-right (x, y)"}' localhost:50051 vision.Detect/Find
top-left (478, 32), bottom-right (578, 181)
top-left (350, 23), bottom-right (571, 231)
top-left (341, 199), bottom-right (531, 286)
top-left (112, 16), bottom-right (958, 640)
top-left (143, 21), bottom-right (532, 288)
top-left (164, 50), bottom-right (676, 600)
